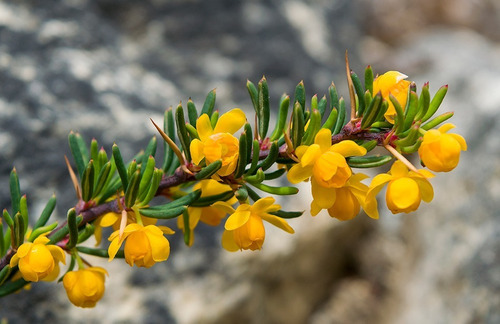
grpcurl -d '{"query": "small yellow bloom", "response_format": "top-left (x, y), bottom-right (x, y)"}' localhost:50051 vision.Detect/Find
top-left (373, 71), bottom-right (411, 123)
top-left (108, 224), bottom-right (174, 268)
top-left (287, 129), bottom-right (366, 213)
top-left (9, 235), bottom-right (66, 282)
top-left (177, 179), bottom-right (237, 246)
top-left (320, 173), bottom-right (370, 221)
top-left (365, 161), bottom-right (434, 218)
top-left (215, 197), bottom-right (294, 251)
top-left (190, 109), bottom-right (246, 176)
top-left (63, 267), bottom-right (108, 308)
top-left (418, 123), bottom-right (467, 172)
top-left (94, 210), bottom-right (156, 246)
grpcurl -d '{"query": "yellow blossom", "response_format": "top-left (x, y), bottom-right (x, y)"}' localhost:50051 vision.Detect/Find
top-left (177, 179), bottom-right (237, 246)
top-left (373, 71), bottom-right (411, 123)
top-left (418, 123), bottom-right (467, 172)
top-left (287, 128), bottom-right (366, 214)
top-left (108, 224), bottom-right (174, 268)
top-left (9, 235), bottom-right (66, 282)
top-left (63, 267), bottom-right (108, 308)
top-left (94, 210), bottom-right (156, 246)
top-left (318, 173), bottom-right (370, 221)
top-left (365, 160), bottom-right (434, 218)
top-left (190, 109), bottom-right (246, 176)
top-left (215, 197), bottom-right (294, 251)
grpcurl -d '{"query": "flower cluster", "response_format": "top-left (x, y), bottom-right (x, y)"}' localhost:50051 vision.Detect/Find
top-left (0, 65), bottom-right (466, 309)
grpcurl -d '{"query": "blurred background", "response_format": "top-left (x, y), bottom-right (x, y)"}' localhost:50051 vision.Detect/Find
top-left (0, 0), bottom-right (499, 323)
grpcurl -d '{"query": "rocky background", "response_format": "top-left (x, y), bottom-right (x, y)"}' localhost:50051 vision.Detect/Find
top-left (0, 0), bottom-right (499, 323)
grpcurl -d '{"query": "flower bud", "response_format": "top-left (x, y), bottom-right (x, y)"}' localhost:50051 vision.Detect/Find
top-left (63, 267), bottom-right (107, 308)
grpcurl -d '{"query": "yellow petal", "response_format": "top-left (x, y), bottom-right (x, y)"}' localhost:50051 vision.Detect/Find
top-left (196, 114), bottom-right (213, 142)
top-left (100, 212), bottom-right (120, 227)
top-left (186, 207), bottom-right (202, 229)
top-left (287, 164), bottom-right (313, 184)
top-left (301, 144), bottom-right (321, 167)
top-left (225, 210), bottom-right (251, 231)
top-left (389, 160), bottom-right (409, 178)
top-left (438, 123), bottom-right (456, 134)
top-left (33, 236), bottom-right (50, 245)
top-left (330, 140), bottom-right (366, 157)
top-left (314, 128), bottom-right (332, 152)
top-left (295, 145), bottom-right (308, 160)
top-left (212, 201), bottom-right (236, 215)
top-left (261, 214), bottom-right (295, 234)
top-left (311, 178), bottom-right (336, 209)
top-left (310, 200), bottom-right (322, 216)
top-left (221, 230), bottom-right (240, 252)
top-left (147, 232), bottom-right (170, 262)
top-left (450, 133), bottom-right (467, 151)
top-left (47, 245), bottom-right (67, 265)
top-left (107, 237), bottom-right (122, 261)
top-left (16, 243), bottom-right (33, 258)
top-left (214, 108), bottom-right (246, 135)
top-left (9, 254), bottom-right (20, 267)
top-left (252, 197), bottom-right (277, 213)
top-left (413, 177), bottom-right (434, 203)
top-left (190, 139), bottom-right (205, 165)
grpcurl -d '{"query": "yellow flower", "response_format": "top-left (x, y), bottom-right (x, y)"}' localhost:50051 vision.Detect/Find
top-left (63, 267), bottom-right (108, 308)
top-left (318, 173), bottom-right (370, 221)
top-left (215, 197), bottom-right (294, 251)
top-left (287, 128), bottom-right (366, 214)
top-left (108, 224), bottom-right (174, 268)
top-left (9, 235), bottom-right (66, 282)
top-left (94, 210), bottom-right (157, 246)
top-left (418, 123), bottom-right (467, 172)
top-left (177, 179), bottom-right (237, 246)
top-left (190, 109), bottom-right (246, 176)
top-left (365, 161), bottom-right (434, 218)
top-left (373, 71), bottom-right (411, 123)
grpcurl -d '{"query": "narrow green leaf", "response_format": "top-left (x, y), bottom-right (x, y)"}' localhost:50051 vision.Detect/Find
top-left (139, 205), bottom-right (186, 219)
top-left (138, 156), bottom-right (156, 201)
top-left (403, 90), bottom-right (419, 131)
top-left (77, 223), bottom-right (95, 244)
top-left (75, 133), bottom-right (90, 164)
top-left (258, 141), bottom-right (278, 172)
top-left (176, 104), bottom-right (191, 161)
top-left (77, 246), bottom-right (124, 258)
top-left (28, 222), bottom-right (58, 242)
top-left (415, 82), bottom-right (430, 121)
top-left (333, 98), bottom-right (346, 135)
top-left (422, 85), bottom-right (448, 122)
top-left (0, 222), bottom-right (4, 257)
top-left (351, 72), bottom-right (366, 117)
top-left (347, 155), bottom-right (393, 168)
top-left (244, 168), bottom-right (265, 183)
top-left (400, 139), bottom-right (423, 154)
top-left (182, 210), bottom-right (191, 246)
top-left (270, 95), bottom-right (290, 141)
top-left (322, 106), bottom-right (338, 131)
top-left (244, 123), bottom-right (253, 163)
top-left (210, 111), bottom-right (219, 129)
top-left (328, 82), bottom-right (339, 111)
top-left (302, 109), bottom-right (321, 145)
top-left (138, 168), bottom-right (163, 207)
top-left (264, 168), bottom-right (286, 180)
top-left (68, 132), bottom-right (86, 178)
top-left (9, 168), bottom-right (21, 217)
top-left (201, 89), bottom-right (216, 117)
top-left (93, 162), bottom-right (112, 197)
top-left (112, 144), bottom-right (129, 191)
top-left (125, 170), bottom-right (141, 208)
top-left (157, 189), bottom-right (202, 209)
top-left (90, 139), bottom-right (99, 169)
top-left (96, 148), bottom-right (109, 177)
top-left (374, 100), bottom-right (389, 123)
top-left (195, 160), bottom-right (222, 180)
top-left (361, 140), bottom-right (378, 152)
top-left (246, 80), bottom-right (259, 113)
top-left (421, 112), bottom-right (454, 131)
top-left (318, 95), bottom-right (327, 118)
top-left (258, 77), bottom-right (270, 139)
top-left (292, 101), bottom-right (304, 148)
top-left (244, 184), bottom-right (261, 202)
top-left (269, 209), bottom-right (303, 219)
top-left (162, 108), bottom-right (176, 173)
top-left (66, 208), bottom-right (79, 249)
top-left (48, 216), bottom-right (82, 244)
top-left (190, 191), bottom-right (234, 207)
top-left (185, 123), bottom-right (199, 140)
top-left (249, 182), bottom-right (299, 195)
top-left (3, 227), bottom-right (11, 256)
top-left (361, 92), bottom-right (382, 129)
top-left (14, 212), bottom-right (25, 248)
top-left (365, 65), bottom-right (374, 95)
top-left (19, 195), bottom-right (28, 234)
top-left (0, 264), bottom-right (11, 286)
top-left (81, 160), bottom-right (95, 202)
top-left (294, 81), bottom-right (306, 113)
top-left (245, 140), bottom-right (260, 175)
top-left (389, 94), bottom-right (405, 134)
top-left (235, 187), bottom-right (248, 202)
top-left (0, 278), bottom-right (28, 297)
top-left (141, 137), bottom-right (157, 172)
top-left (187, 98), bottom-right (198, 127)
top-left (235, 132), bottom-right (248, 179)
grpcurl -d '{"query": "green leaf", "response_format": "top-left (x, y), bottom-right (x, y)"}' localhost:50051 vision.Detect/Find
top-left (389, 94), bottom-right (405, 134)
top-left (0, 278), bottom-right (28, 297)
top-left (264, 168), bottom-right (286, 181)
top-left (81, 160), bottom-right (95, 202)
top-left (125, 170), bottom-right (141, 208)
top-left (322, 106), bottom-right (338, 131)
top-left (234, 132), bottom-right (248, 179)
top-left (249, 182), bottom-right (299, 195)
top-left (400, 139), bottom-right (423, 154)
top-left (139, 205), bottom-right (186, 219)
top-left (361, 140), bottom-right (378, 152)
top-left (364, 65), bottom-right (374, 95)
top-left (244, 123), bottom-right (253, 163)
top-left (258, 77), bottom-right (270, 139)
top-left (195, 160), bottom-right (222, 180)
top-left (175, 103), bottom-right (191, 161)
top-left (28, 222), bottom-right (58, 242)
top-left (403, 90), bottom-right (419, 131)
top-left (421, 112), bottom-right (454, 131)
top-left (318, 95), bottom-right (327, 118)
top-left (68, 132), bottom-right (86, 178)
top-left (258, 141), bottom-right (279, 171)
top-left (415, 82), bottom-right (430, 121)
top-left (77, 246), bottom-right (124, 258)
top-left (270, 94), bottom-right (290, 141)
top-left (210, 110), bottom-right (219, 129)
top-left (361, 92), bottom-right (382, 129)
top-left (328, 82), bottom-right (339, 111)
top-left (160, 189), bottom-right (202, 209)
top-left (294, 81), bottom-right (306, 113)
top-left (93, 161), bottom-right (112, 197)
top-left (235, 187), bottom-right (248, 202)
top-left (182, 210), bottom-right (191, 246)
top-left (292, 101), bottom-right (305, 148)
top-left (112, 144), bottom-right (129, 191)
top-left (269, 209), bottom-right (304, 219)
top-left (162, 108), bottom-right (177, 173)
top-left (0, 264), bottom-right (11, 286)
top-left (201, 89), bottom-right (216, 117)
top-left (138, 168), bottom-right (163, 207)
top-left (245, 139), bottom-right (260, 175)
top-left (246, 80), bottom-right (259, 113)
top-left (244, 184), bottom-right (261, 202)
top-left (138, 156), bottom-right (156, 201)
top-left (141, 137), bottom-right (157, 172)
top-left (19, 195), bottom-right (28, 234)
top-left (13, 213), bottom-right (24, 248)
top-left (347, 155), bottom-right (393, 168)
top-left (66, 209), bottom-right (79, 249)
top-left (90, 139), bottom-right (99, 169)
top-left (9, 168), bottom-right (21, 217)
top-left (185, 123), bottom-right (199, 140)
top-left (422, 85), bottom-right (448, 122)
top-left (244, 168), bottom-right (265, 183)
top-left (351, 72), bottom-right (366, 117)
top-left (77, 223), bottom-right (95, 244)
top-left (187, 98), bottom-right (198, 127)
top-left (302, 109), bottom-right (321, 145)
top-left (333, 98), bottom-right (346, 135)
top-left (190, 191), bottom-right (234, 207)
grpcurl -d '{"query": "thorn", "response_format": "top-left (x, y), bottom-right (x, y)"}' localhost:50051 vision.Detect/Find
top-left (64, 155), bottom-right (82, 200)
